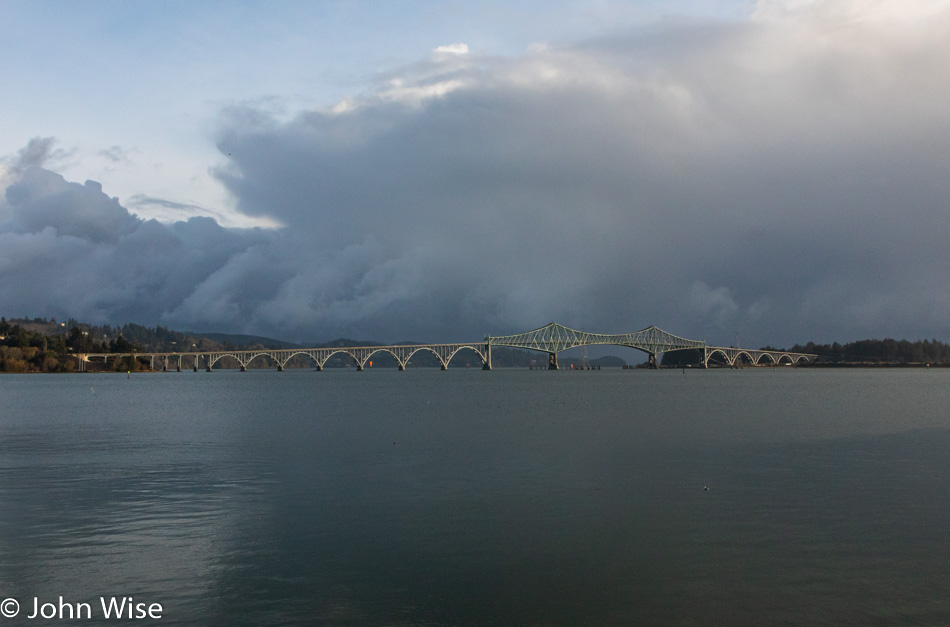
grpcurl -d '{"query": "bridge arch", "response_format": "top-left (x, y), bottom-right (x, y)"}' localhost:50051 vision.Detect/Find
top-left (404, 346), bottom-right (446, 369)
top-left (362, 347), bottom-right (402, 369)
top-left (320, 349), bottom-right (364, 370)
top-left (445, 345), bottom-right (488, 368)
top-left (280, 351), bottom-right (320, 369)
top-left (704, 348), bottom-right (732, 367)
top-left (208, 352), bottom-right (249, 369)
top-left (244, 352), bottom-right (281, 370)
top-left (734, 351), bottom-right (756, 366)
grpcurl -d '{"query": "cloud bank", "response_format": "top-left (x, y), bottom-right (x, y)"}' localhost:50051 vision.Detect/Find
top-left (3, 1), bottom-right (950, 346)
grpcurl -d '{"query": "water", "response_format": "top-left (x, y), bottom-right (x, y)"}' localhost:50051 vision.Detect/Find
top-left (2, 368), bottom-right (950, 625)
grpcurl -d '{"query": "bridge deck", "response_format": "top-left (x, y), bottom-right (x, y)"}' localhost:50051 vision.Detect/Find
top-left (76, 322), bottom-right (815, 371)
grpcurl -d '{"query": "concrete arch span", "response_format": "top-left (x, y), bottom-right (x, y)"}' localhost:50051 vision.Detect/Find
top-left (278, 351), bottom-right (321, 369)
top-left (444, 345), bottom-right (489, 369)
top-left (402, 346), bottom-right (447, 370)
top-left (704, 349), bottom-right (733, 367)
top-left (318, 349), bottom-right (367, 370)
top-left (207, 352), bottom-right (251, 370)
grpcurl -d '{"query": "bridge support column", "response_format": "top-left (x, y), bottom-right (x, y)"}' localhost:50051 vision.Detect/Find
top-left (398, 364), bottom-right (405, 371)
top-left (441, 364), bottom-right (447, 371)
top-left (548, 352), bottom-right (559, 370)
top-left (356, 364), bottom-right (364, 371)
top-left (648, 353), bottom-right (658, 369)
top-left (277, 365), bottom-right (283, 372)
top-left (483, 344), bottom-right (492, 370)
top-left (240, 365), bottom-right (247, 372)
top-left (315, 364), bottom-right (323, 371)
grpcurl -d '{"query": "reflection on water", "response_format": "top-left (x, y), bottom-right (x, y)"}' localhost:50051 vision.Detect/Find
top-left (2, 369), bottom-right (950, 625)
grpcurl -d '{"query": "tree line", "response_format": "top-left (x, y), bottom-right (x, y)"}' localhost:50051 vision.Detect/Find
top-left (0, 317), bottom-right (214, 372)
top-left (662, 337), bottom-right (950, 366)
top-left (789, 338), bottom-right (950, 365)
top-left (3, 316), bottom-right (949, 371)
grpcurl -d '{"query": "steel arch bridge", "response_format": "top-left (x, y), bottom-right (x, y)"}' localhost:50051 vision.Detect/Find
top-left (76, 322), bottom-right (815, 372)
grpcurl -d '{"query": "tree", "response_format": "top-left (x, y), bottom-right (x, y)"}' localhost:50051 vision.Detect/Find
top-left (111, 335), bottom-right (135, 353)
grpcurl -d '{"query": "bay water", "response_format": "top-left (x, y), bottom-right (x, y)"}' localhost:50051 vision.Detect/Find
top-left (2, 368), bottom-right (950, 625)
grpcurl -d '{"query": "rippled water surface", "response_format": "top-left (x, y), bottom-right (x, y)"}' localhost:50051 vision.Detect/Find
top-left (2, 368), bottom-right (950, 625)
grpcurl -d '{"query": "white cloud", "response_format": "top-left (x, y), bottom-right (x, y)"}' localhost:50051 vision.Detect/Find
top-left (753, 0), bottom-right (950, 25)
top-left (433, 42), bottom-right (469, 56)
top-left (379, 77), bottom-right (467, 107)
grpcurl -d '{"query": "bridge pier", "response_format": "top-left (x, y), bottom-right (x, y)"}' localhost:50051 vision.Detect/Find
top-left (398, 364), bottom-right (405, 371)
top-left (548, 353), bottom-right (559, 370)
top-left (483, 344), bottom-right (492, 370)
top-left (277, 365), bottom-right (283, 372)
top-left (648, 353), bottom-right (658, 369)
top-left (315, 364), bottom-right (323, 371)
top-left (240, 365), bottom-right (247, 372)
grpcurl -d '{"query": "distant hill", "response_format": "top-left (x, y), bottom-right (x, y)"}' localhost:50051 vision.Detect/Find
top-left (191, 332), bottom-right (302, 349)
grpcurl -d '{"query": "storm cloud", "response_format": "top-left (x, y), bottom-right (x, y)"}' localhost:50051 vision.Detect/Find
top-left (3, 0), bottom-right (950, 346)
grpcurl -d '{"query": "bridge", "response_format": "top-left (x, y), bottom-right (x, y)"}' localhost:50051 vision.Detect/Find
top-left (76, 322), bottom-right (816, 372)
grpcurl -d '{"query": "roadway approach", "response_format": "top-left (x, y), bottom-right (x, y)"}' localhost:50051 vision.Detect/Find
top-left (77, 322), bottom-right (817, 372)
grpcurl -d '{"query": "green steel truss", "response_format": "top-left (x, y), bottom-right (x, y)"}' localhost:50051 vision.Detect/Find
top-left (486, 322), bottom-right (706, 356)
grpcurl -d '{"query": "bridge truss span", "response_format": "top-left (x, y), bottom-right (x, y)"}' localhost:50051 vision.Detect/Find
top-left (487, 322), bottom-right (706, 369)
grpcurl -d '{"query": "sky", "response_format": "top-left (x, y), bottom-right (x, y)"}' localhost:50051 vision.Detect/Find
top-left (1, 0), bottom-right (949, 348)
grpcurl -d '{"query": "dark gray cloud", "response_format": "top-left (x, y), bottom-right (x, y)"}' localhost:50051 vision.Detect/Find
top-left (3, 4), bottom-right (950, 347)
top-left (98, 145), bottom-right (132, 164)
top-left (0, 166), bottom-right (271, 329)
top-left (8, 136), bottom-right (73, 172)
